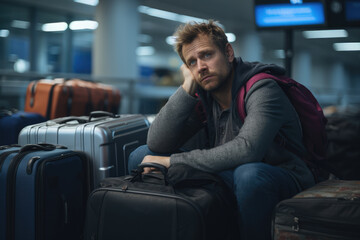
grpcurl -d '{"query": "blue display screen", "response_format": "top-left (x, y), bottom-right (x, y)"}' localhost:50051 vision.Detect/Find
top-left (255, 2), bottom-right (325, 27)
top-left (346, 1), bottom-right (360, 21)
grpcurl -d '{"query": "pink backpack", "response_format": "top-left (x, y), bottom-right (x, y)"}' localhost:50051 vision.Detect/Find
top-left (237, 73), bottom-right (328, 180)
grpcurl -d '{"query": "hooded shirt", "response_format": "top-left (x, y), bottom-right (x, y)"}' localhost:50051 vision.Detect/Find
top-left (147, 57), bottom-right (315, 190)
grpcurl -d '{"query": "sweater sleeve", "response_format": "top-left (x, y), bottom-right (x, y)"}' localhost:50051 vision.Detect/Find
top-left (147, 87), bottom-right (204, 153)
top-left (170, 79), bottom-right (299, 173)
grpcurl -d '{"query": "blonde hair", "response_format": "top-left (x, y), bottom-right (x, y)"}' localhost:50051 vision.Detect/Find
top-left (174, 20), bottom-right (229, 63)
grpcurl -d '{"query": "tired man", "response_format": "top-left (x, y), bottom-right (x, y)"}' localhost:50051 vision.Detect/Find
top-left (128, 20), bottom-right (315, 240)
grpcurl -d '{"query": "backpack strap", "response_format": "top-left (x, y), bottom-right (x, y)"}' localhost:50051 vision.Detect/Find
top-left (237, 73), bottom-right (307, 157)
top-left (237, 73), bottom-right (276, 121)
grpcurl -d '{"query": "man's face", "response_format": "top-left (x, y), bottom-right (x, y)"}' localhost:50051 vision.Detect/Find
top-left (182, 34), bottom-right (233, 92)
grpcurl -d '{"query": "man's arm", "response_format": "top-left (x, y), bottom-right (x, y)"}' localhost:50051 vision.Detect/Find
top-left (146, 64), bottom-right (203, 153)
top-left (170, 79), bottom-right (299, 172)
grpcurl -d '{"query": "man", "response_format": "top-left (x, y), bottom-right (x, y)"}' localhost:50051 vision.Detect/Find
top-left (128, 20), bottom-right (315, 240)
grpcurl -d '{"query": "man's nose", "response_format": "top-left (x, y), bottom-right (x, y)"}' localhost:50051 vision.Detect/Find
top-left (197, 59), bottom-right (207, 73)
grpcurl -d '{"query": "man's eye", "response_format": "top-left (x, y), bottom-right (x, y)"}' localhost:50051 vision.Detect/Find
top-left (189, 60), bottom-right (196, 66)
top-left (204, 53), bottom-right (211, 58)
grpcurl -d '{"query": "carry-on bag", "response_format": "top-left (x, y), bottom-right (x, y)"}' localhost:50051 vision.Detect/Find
top-left (84, 163), bottom-right (239, 240)
top-left (18, 111), bottom-right (149, 188)
top-left (272, 180), bottom-right (360, 240)
top-left (0, 143), bottom-right (90, 240)
top-left (0, 109), bottom-right (46, 145)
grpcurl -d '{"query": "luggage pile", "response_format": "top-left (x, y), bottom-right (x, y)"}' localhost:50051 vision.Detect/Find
top-left (1, 110), bottom-right (240, 240)
top-left (1, 76), bottom-right (360, 240)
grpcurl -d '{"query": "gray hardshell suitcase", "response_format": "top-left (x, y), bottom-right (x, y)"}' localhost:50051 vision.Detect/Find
top-left (18, 111), bottom-right (149, 188)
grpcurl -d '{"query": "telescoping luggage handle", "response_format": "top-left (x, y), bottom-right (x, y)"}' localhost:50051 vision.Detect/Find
top-left (132, 162), bottom-right (169, 185)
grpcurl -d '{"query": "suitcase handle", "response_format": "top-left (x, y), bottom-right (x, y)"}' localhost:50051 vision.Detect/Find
top-left (132, 163), bottom-right (169, 185)
top-left (20, 143), bottom-right (67, 153)
top-left (55, 117), bottom-right (88, 124)
top-left (88, 111), bottom-right (119, 121)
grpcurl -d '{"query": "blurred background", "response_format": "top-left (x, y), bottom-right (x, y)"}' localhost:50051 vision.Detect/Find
top-left (0, 0), bottom-right (359, 114)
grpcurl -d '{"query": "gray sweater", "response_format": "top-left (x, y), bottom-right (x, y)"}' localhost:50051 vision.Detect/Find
top-left (147, 58), bottom-right (315, 190)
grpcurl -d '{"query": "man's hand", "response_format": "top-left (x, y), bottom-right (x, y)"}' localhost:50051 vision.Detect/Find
top-left (181, 64), bottom-right (198, 96)
top-left (141, 155), bottom-right (170, 174)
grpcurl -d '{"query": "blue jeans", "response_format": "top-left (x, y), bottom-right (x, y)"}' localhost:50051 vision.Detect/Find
top-left (128, 145), bottom-right (300, 240)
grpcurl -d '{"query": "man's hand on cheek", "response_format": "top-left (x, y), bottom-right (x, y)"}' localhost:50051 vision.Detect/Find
top-left (181, 64), bottom-right (198, 96)
top-left (141, 155), bottom-right (171, 174)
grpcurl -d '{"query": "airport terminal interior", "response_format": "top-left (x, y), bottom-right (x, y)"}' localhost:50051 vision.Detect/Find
top-left (0, 0), bottom-right (359, 115)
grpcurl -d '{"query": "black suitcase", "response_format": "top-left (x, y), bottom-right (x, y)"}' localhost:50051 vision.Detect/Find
top-left (0, 143), bottom-right (90, 240)
top-left (84, 163), bottom-right (239, 240)
top-left (272, 180), bottom-right (360, 240)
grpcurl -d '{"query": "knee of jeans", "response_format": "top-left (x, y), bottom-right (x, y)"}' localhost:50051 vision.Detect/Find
top-left (233, 162), bottom-right (271, 190)
top-left (127, 145), bottom-right (151, 173)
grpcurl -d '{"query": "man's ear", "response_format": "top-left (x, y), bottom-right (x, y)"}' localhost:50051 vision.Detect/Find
top-left (225, 43), bottom-right (235, 62)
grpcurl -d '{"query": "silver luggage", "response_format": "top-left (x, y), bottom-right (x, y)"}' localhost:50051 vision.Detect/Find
top-left (18, 111), bottom-right (149, 188)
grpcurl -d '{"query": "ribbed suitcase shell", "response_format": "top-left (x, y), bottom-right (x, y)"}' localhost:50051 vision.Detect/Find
top-left (0, 145), bottom-right (89, 240)
top-left (273, 180), bottom-right (360, 240)
top-left (18, 114), bottom-right (149, 188)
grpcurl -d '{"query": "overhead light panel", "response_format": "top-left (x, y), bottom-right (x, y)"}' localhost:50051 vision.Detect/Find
top-left (166, 36), bottom-right (176, 45)
top-left (226, 33), bottom-right (236, 43)
top-left (69, 20), bottom-right (98, 30)
top-left (302, 29), bottom-right (348, 39)
top-left (73, 0), bottom-right (98, 6)
top-left (137, 46), bottom-right (155, 56)
top-left (138, 5), bottom-right (224, 29)
top-left (0, 29), bottom-right (9, 38)
top-left (42, 22), bottom-right (68, 32)
top-left (333, 42), bottom-right (360, 51)
top-left (11, 20), bottom-right (30, 29)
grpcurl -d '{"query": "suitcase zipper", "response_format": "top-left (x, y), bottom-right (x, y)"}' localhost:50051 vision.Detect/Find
top-left (290, 214), bottom-right (360, 239)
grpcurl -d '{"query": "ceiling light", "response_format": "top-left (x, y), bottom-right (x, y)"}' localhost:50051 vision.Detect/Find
top-left (302, 29), bottom-right (348, 39)
top-left (42, 22), bottom-right (68, 32)
top-left (0, 29), bottom-right (10, 38)
top-left (166, 36), bottom-right (176, 45)
top-left (11, 20), bottom-right (30, 29)
top-left (333, 42), bottom-right (360, 51)
top-left (69, 20), bottom-right (98, 30)
top-left (137, 46), bottom-right (155, 56)
top-left (138, 5), bottom-right (224, 29)
top-left (73, 0), bottom-right (98, 6)
top-left (226, 33), bottom-right (236, 43)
